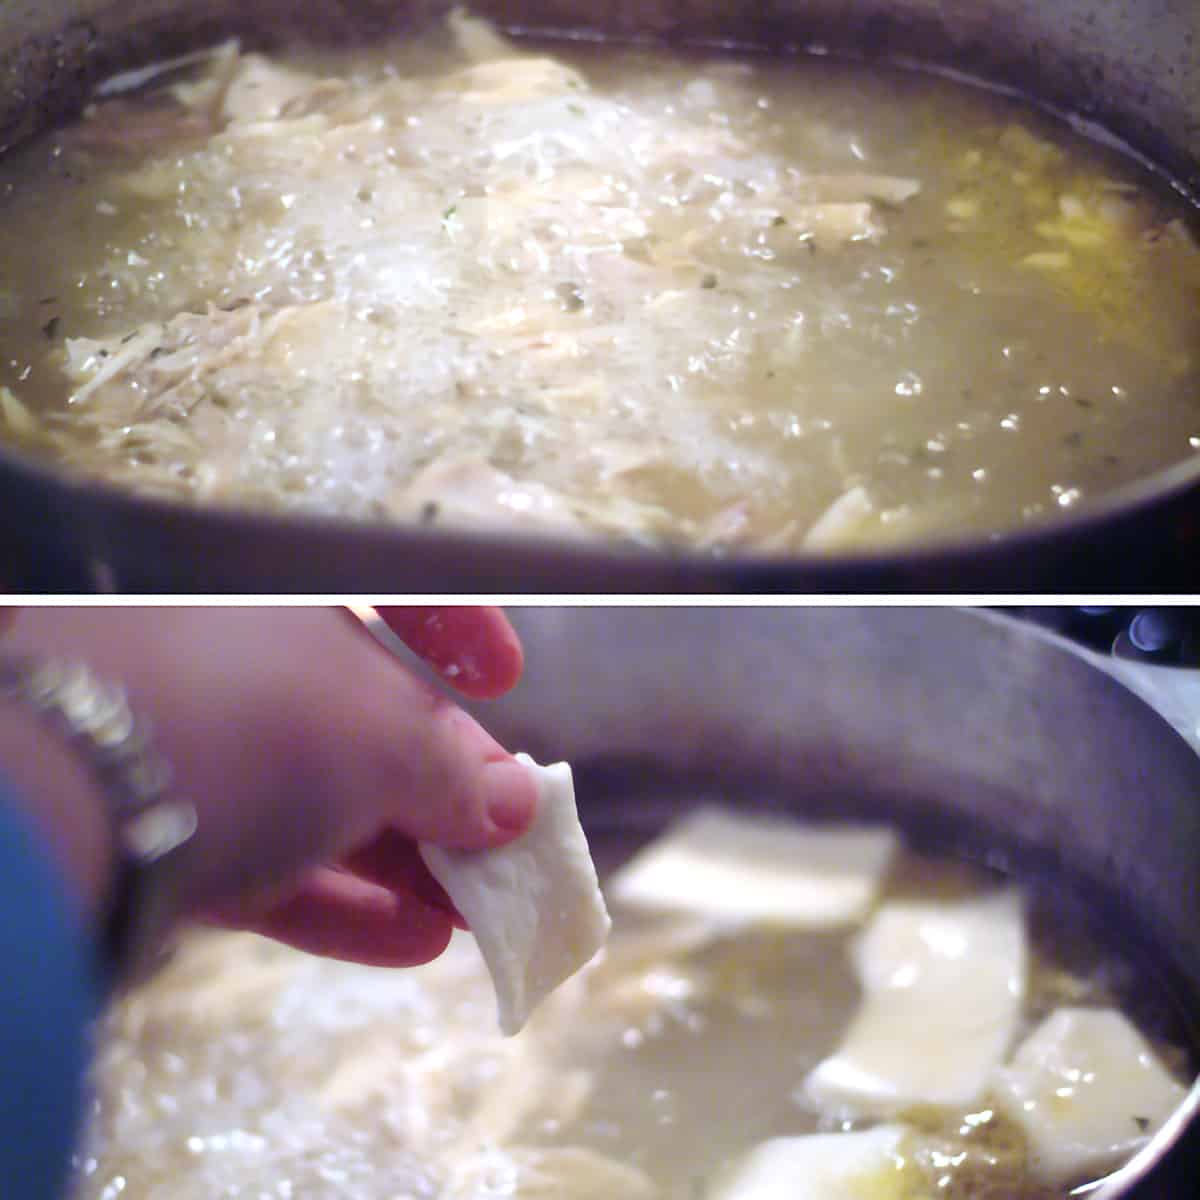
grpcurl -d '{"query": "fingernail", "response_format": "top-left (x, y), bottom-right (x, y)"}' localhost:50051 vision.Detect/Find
top-left (484, 759), bottom-right (538, 833)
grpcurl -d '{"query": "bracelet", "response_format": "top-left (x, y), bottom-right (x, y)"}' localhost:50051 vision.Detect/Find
top-left (0, 654), bottom-right (197, 989)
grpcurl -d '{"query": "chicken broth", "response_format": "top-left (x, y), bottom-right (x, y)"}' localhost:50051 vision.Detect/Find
top-left (76, 814), bottom-right (1194, 1200)
top-left (1, 11), bottom-right (1198, 551)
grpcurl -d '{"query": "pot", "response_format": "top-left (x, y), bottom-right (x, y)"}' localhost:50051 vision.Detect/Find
top-left (456, 605), bottom-right (1200, 1198)
top-left (0, 0), bottom-right (1197, 592)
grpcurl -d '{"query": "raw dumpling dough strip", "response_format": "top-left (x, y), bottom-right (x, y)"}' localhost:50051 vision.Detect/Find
top-left (992, 1007), bottom-right (1189, 1185)
top-left (609, 807), bottom-right (900, 929)
top-left (802, 888), bottom-right (1028, 1116)
top-left (711, 1125), bottom-right (915, 1200)
top-left (420, 753), bottom-right (611, 1036)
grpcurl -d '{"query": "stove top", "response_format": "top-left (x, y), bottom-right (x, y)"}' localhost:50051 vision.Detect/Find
top-left (1008, 607), bottom-right (1200, 669)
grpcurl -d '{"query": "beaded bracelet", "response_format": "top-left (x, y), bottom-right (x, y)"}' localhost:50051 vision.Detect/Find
top-left (0, 655), bottom-right (197, 987)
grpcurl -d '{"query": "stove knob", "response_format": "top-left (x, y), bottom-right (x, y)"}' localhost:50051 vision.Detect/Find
top-left (1113, 608), bottom-right (1197, 667)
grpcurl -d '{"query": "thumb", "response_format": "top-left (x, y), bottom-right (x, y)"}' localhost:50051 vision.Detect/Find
top-left (325, 637), bottom-right (538, 853)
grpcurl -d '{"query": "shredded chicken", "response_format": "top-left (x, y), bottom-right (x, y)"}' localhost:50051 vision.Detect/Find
top-left (802, 485), bottom-right (876, 549)
top-left (0, 386), bottom-right (37, 438)
top-left (388, 457), bottom-right (586, 535)
top-left (795, 173), bottom-right (921, 205)
top-left (768, 201), bottom-right (884, 248)
top-left (48, 15), bottom-right (927, 547)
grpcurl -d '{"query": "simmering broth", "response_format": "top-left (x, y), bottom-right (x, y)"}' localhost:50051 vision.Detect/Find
top-left (74, 813), bottom-right (1194, 1200)
top-left (0, 11), bottom-right (1197, 551)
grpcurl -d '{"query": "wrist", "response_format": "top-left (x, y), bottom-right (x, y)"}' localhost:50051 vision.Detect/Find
top-left (0, 656), bottom-right (198, 989)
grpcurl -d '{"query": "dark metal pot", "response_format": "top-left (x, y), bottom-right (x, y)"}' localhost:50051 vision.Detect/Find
top-left (456, 606), bottom-right (1200, 1198)
top-left (0, 0), bottom-right (1197, 592)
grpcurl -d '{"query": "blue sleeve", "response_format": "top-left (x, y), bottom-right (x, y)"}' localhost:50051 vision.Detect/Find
top-left (0, 777), bottom-right (102, 1200)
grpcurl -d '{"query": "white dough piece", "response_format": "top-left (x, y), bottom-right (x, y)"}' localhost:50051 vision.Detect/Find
top-left (992, 1007), bottom-right (1189, 1185)
top-left (712, 1126), bottom-right (914, 1200)
top-left (419, 754), bottom-right (611, 1036)
top-left (609, 808), bottom-right (900, 928)
top-left (803, 889), bottom-right (1027, 1116)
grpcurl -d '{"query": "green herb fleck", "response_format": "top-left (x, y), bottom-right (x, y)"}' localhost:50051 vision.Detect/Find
top-left (555, 281), bottom-right (585, 312)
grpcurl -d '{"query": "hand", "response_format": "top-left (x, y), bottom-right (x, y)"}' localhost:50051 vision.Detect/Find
top-left (1, 606), bottom-right (537, 970)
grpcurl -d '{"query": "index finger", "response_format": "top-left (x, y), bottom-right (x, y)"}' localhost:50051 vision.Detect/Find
top-left (373, 606), bottom-right (525, 700)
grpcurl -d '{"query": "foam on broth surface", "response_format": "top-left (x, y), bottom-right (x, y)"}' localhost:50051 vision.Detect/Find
top-left (0, 11), bottom-right (1197, 551)
top-left (73, 820), bottom-right (1194, 1200)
